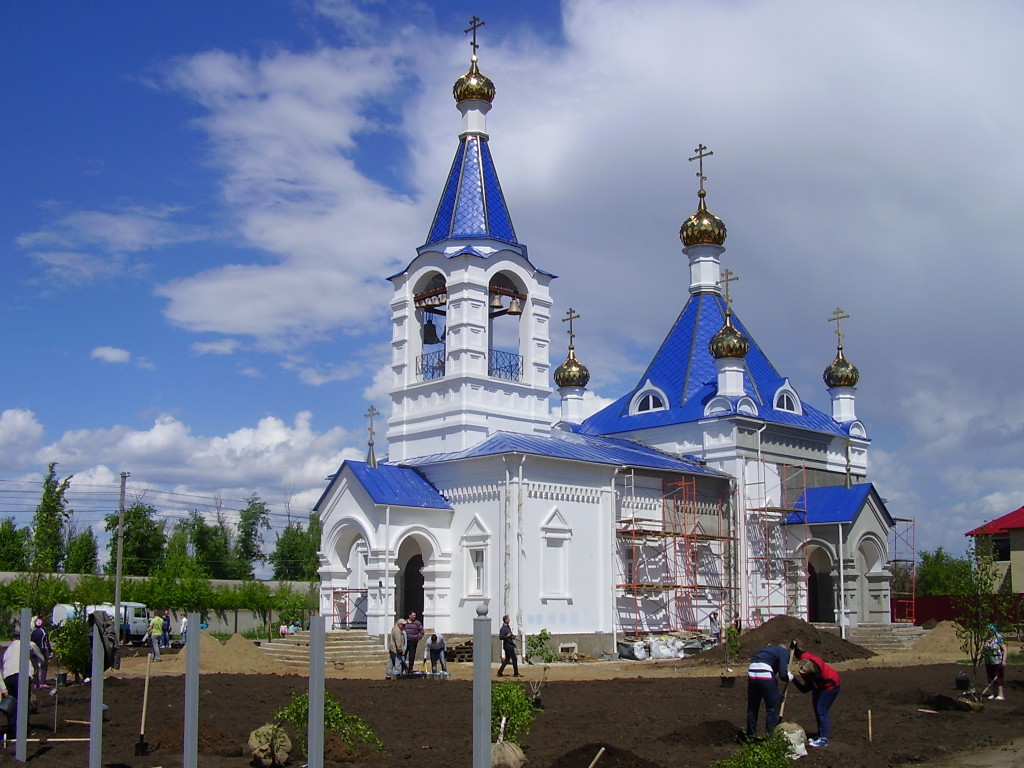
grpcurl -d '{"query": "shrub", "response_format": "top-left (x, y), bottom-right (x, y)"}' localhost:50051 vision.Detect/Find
top-left (709, 730), bottom-right (790, 768)
top-left (491, 680), bottom-right (536, 746)
top-left (525, 628), bottom-right (559, 663)
top-left (274, 691), bottom-right (382, 756)
top-left (50, 615), bottom-right (91, 679)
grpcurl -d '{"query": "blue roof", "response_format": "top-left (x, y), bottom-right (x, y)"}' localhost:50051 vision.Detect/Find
top-left (425, 135), bottom-right (518, 246)
top-left (398, 430), bottom-right (727, 477)
top-left (784, 483), bottom-right (893, 527)
top-left (319, 461), bottom-right (453, 511)
top-left (579, 292), bottom-right (846, 437)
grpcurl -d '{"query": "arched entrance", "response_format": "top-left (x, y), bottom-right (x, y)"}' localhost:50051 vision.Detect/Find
top-left (396, 537), bottom-right (425, 619)
top-left (807, 547), bottom-right (836, 623)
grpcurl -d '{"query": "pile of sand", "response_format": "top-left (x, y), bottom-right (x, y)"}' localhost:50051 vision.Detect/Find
top-left (912, 620), bottom-right (964, 655)
top-left (164, 631), bottom-right (284, 674)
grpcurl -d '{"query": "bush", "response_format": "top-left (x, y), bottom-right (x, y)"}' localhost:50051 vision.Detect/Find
top-left (709, 730), bottom-right (790, 768)
top-left (491, 680), bottom-right (536, 746)
top-left (50, 615), bottom-right (91, 679)
top-left (525, 628), bottom-right (559, 663)
top-left (274, 691), bottom-right (382, 756)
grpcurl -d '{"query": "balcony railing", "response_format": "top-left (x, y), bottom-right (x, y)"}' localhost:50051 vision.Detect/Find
top-left (489, 349), bottom-right (522, 381)
top-left (417, 348), bottom-right (446, 381)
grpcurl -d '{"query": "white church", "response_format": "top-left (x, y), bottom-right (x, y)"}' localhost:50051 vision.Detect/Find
top-left (314, 36), bottom-right (897, 653)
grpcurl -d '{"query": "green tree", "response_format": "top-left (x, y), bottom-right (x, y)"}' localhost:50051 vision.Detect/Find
top-left (64, 527), bottom-right (99, 574)
top-left (149, 521), bottom-right (213, 612)
top-left (0, 517), bottom-right (30, 572)
top-left (71, 573), bottom-right (112, 607)
top-left (233, 493), bottom-right (271, 580)
top-left (953, 538), bottom-right (1011, 677)
top-left (269, 513), bottom-right (321, 581)
top-left (30, 462), bottom-right (73, 573)
top-left (104, 502), bottom-right (167, 576)
top-left (187, 510), bottom-right (236, 579)
top-left (916, 547), bottom-right (971, 596)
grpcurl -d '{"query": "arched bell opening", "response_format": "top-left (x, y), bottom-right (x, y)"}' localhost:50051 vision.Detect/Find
top-left (487, 271), bottom-right (526, 381)
top-left (413, 272), bottom-right (448, 381)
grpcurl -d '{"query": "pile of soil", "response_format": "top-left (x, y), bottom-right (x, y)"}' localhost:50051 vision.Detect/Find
top-left (684, 615), bottom-right (875, 665)
top-left (914, 621), bottom-right (964, 655)
top-left (164, 631), bottom-right (283, 674)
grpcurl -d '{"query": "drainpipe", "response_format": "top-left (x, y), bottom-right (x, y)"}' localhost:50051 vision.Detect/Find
top-left (610, 467), bottom-right (625, 653)
top-left (836, 522), bottom-right (847, 640)
top-left (516, 455), bottom-right (526, 634)
top-left (383, 505), bottom-right (391, 649)
top-left (502, 457), bottom-right (513, 619)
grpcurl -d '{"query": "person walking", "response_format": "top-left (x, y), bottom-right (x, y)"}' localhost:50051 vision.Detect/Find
top-left (386, 618), bottom-right (407, 679)
top-left (791, 640), bottom-right (841, 747)
top-left (423, 632), bottom-right (448, 675)
top-left (161, 610), bottom-right (172, 648)
top-left (497, 615), bottom-right (521, 677)
top-left (29, 618), bottom-right (51, 688)
top-left (745, 643), bottom-right (792, 738)
top-left (403, 612), bottom-right (424, 673)
top-left (982, 624), bottom-right (1006, 701)
top-left (147, 612), bottom-right (164, 661)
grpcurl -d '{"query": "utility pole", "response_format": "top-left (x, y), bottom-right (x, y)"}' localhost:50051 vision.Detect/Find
top-left (113, 471), bottom-right (128, 644)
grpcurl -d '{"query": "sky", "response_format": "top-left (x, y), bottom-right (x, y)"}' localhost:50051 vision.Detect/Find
top-left (3, 0), bottom-right (1023, 570)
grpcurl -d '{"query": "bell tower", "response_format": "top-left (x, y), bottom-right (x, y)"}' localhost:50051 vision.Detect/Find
top-left (386, 21), bottom-right (555, 462)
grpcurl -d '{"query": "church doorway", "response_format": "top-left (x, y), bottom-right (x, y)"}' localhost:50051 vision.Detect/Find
top-left (396, 536), bottom-right (425, 619)
top-left (807, 548), bottom-right (836, 623)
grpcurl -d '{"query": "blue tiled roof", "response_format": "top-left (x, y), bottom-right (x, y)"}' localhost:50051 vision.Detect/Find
top-left (425, 135), bottom-right (518, 246)
top-left (317, 461), bottom-right (453, 511)
top-left (398, 431), bottom-right (727, 477)
top-left (784, 483), bottom-right (893, 527)
top-left (579, 292), bottom-right (846, 437)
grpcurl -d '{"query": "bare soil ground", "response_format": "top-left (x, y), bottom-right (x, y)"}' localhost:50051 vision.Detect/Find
top-left (0, 622), bottom-right (1019, 768)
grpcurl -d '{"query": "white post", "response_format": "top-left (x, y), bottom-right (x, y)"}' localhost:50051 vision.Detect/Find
top-left (307, 616), bottom-right (325, 768)
top-left (472, 604), bottom-right (492, 768)
top-left (183, 612), bottom-right (199, 768)
top-left (15, 607), bottom-right (30, 763)
top-left (836, 524), bottom-right (847, 640)
top-left (88, 616), bottom-right (103, 768)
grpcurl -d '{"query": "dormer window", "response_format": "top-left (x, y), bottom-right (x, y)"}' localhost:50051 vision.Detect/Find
top-left (773, 381), bottom-right (802, 414)
top-left (629, 381), bottom-right (668, 415)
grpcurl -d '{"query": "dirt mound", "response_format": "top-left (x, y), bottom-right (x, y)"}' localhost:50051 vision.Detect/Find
top-left (164, 631), bottom-right (283, 674)
top-left (913, 620), bottom-right (964, 655)
top-left (684, 615), bottom-right (874, 665)
top-left (547, 743), bottom-right (670, 768)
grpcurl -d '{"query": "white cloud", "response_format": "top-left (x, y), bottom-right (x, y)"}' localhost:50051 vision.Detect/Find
top-left (91, 346), bottom-right (132, 364)
top-left (0, 410), bottom-right (45, 466)
top-left (192, 339), bottom-right (240, 356)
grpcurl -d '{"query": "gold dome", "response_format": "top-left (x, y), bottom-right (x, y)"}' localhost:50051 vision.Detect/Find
top-left (823, 346), bottom-right (859, 388)
top-left (554, 348), bottom-right (590, 388)
top-left (709, 315), bottom-right (749, 359)
top-left (680, 190), bottom-right (727, 247)
top-left (453, 57), bottom-right (495, 103)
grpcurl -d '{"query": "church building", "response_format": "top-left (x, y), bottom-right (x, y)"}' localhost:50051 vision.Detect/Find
top-left (314, 33), bottom-right (896, 652)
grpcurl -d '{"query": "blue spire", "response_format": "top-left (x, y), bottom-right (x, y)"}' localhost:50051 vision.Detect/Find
top-left (425, 135), bottom-right (519, 246)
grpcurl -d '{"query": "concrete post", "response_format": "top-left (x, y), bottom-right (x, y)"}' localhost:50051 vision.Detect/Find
top-left (472, 604), bottom-right (491, 768)
top-left (308, 616), bottom-right (325, 768)
top-left (183, 612), bottom-right (199, 768)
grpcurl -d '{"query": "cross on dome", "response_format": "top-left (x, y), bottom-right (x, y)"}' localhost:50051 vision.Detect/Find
top-left (717, 268), bottom-right (738, 308)
top-left (828, 307), bottom-right (850, 344)
top-left (689, 143), bottom-right (714, 194)
top-left (464, 15), bottom-right (485, 57)
top-left (563, 307), bottom-right (581, 349)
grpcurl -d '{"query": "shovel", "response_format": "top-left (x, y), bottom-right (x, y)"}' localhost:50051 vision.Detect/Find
top-left (779, 646), bottom-right (795, 718)
top-left (135, 653), bottom-right (153, 756)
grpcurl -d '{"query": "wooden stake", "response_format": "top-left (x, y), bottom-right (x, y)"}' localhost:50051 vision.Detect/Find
top-left (867, 709), bottom-right (873, 741)
top-left (587, 746), bottom-right (606, 768)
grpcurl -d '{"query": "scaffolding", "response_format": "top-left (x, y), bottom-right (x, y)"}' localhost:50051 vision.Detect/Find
top-left (744, 463), bottom-right (810, 628)
top-left (888, 517), bottom-right (916, 624)
top-left (615, 474), bottom-right (736, 636)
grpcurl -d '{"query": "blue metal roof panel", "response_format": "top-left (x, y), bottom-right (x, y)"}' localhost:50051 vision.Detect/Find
top-left (346, 461), bottom-right (453, 510)
top-left (399, 431), bottom-right (727, 477)
top-left (425, 136), bottom-right (518, 246)
top-left (579, 292), bottom-right (846, 437)
top-left (784, 483), bottom-right (892, 527)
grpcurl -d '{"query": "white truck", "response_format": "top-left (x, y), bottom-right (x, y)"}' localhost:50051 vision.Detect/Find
top-left (85, 602), bottom-right (151, 644)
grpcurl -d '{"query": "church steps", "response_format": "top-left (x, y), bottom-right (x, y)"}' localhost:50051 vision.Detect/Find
top-left (257, 631), bottom-right (389, 668)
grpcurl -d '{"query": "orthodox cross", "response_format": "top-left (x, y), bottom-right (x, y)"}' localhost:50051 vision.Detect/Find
top-left (716, 268), bottom-right (738, 309)
top-left (688, 143), bottom-right (714, 193)
top-left (365, 405), bottom-right (379, 467)
top-left (562, 307), bottom-right (581, 348)
top-left (465, 16), bottom-right (485, 56)
top-left (828, 307), bottom-right (850, 343)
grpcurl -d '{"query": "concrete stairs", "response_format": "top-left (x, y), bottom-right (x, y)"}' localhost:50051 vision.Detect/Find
top-left (257, 630), bottom-right (389, 669)
top-left (844, 622), bottom-right (926, 652)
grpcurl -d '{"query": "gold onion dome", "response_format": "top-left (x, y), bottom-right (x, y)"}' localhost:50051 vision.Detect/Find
top-left (709, 315), bottom-right (749, 359)
top-left (453, 56), bottom-right (496, 103)
top-left (554, 348), bottom-right (591, 388)
top-left (680, 190), bottom-right (727, 247)
top-left (823, 346), bottom-right (860, 388)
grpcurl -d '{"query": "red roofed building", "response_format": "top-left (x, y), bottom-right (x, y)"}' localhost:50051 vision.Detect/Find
top-left (966, 506), bottom-right (1024, 591)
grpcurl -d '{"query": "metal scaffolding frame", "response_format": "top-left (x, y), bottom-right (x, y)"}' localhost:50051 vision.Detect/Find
top-left (889, 516), bottom-right (917, 624)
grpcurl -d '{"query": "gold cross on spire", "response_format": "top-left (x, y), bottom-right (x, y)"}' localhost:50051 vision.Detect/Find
top-left (716, 268), bottom-right (738, 309)
top-left (365, 404), bottom-right (379, 440)
top-left (364, 404), bottom-right (380, 468)
top-left (464, 16), bottom-right (485, 56)
top-left (828, 307), bottom-right (850, 343)
top-left (688, 143), bottom-right (714, 193)
top-left (562, 307), bottom-right (581, 348)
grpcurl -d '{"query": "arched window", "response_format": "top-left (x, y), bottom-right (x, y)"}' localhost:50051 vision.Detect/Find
top-left (636, 393), bottom-right (664, 412)
top-left (629, 381), bottom-right (668, 415)
top-left (775, 392), bottom-right (796, 411)
top-left (772, 382), bottom-right (802, 414)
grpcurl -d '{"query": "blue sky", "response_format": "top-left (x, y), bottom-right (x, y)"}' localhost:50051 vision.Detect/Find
top-left (3, 0), bottom-right (1023, 566)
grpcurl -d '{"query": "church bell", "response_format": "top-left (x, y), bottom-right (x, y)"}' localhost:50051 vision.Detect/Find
top-left (422, 318), bottom-right (443, 345)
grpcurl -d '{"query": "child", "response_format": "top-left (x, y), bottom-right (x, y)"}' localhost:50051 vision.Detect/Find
top-left (791, 640), bottom-right (841, 748)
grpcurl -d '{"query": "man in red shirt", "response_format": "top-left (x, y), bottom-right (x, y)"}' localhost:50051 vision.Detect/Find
top-left (790, 640), bottom-right (841, 748)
